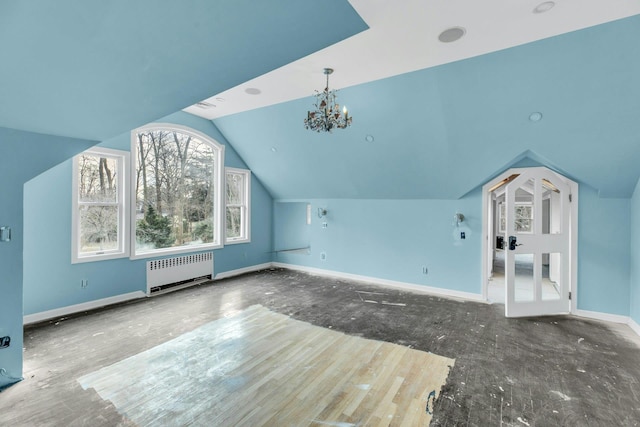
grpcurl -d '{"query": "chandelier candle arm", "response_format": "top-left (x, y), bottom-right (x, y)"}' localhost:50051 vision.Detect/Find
top-left (304, 68), bottom-right (353, 133)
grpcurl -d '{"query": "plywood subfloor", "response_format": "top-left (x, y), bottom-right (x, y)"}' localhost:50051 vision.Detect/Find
top-left (79, 305), bottom-right (454, 426)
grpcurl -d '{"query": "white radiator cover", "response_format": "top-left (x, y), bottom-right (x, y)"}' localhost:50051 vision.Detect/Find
top-left (146, 252), bottom-right (213, 295)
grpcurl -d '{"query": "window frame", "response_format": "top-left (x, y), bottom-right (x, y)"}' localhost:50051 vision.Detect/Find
top-left (225, 167), bottom-right (251, 244)
top-left (130, 124), bottom-right (225, 260)
top-left (72, 147), bottom-right (130, 263)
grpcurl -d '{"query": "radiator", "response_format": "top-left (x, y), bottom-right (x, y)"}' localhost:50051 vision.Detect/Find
top-left (146, 252), bottom-right (213, 295)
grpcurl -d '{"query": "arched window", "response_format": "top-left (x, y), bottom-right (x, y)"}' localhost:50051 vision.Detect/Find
top-left (131, 124), bottom-right (224, 258)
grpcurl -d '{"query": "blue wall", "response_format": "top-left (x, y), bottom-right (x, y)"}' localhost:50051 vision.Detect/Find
top-left (272, 183), bottom-right (633, 316)
top-left (0, 127), bottom-right (95, 389)
top-left (23, 112), bottom-right (273, 316)
top-left (274, 202), bottom-right (311, 253)
top-left (577, 186), bottom-right (631, 315)
top-left (274, 192), bottom-right (481, 295)
top-left (630, 178), bottom-right (640, 323)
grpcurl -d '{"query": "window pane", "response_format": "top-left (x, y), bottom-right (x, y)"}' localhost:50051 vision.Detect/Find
top-left (73, 147), bottom-right (128, 263)
top-left (226, 172), bottom-right (244, 205)
top-left (542, 179), bottom-right (562, 235)
top-left (226, 206), bottom-right (241, 238)
top-left (514, 179), bottom-right (534, 233)
top-left (224, 168), bottom-right (250, 244)
top-left (78, 155), bottom-right (118, 203)
top-left (79, 205), bottom-right (119, 253)
top-left (134, 129), bottom-right (217, 252)
top-left (514, 205), bottom-right (532, 233)
top-left (514, 253), bottom-right (534, 302)
top-left (193, 218), bottom-right (214, 243)
top-left (542, 252), bottom-right (561, 301)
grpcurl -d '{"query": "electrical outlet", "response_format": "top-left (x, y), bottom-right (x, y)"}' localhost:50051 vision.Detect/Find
top-left (460, 232), bottom-right (465, 239)
top-left (320, 252), bottom-right (327, 261)
top-left (422, 266), bottom-right (428, 275)
top-left (0, 336), bottom-right (10, 349)
top-left (81, 279), bottom-right (88, 288)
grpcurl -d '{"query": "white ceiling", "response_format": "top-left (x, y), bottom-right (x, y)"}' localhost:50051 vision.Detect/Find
top-left (184, 0), bottom-right (640, 120)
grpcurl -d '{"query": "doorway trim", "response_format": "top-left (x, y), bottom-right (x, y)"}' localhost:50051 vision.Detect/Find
top-left (481, 167), bottom-right (579, 315)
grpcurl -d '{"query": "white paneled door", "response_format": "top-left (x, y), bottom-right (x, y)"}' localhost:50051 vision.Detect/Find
top-left (504, 167), bottom-right (571, 318)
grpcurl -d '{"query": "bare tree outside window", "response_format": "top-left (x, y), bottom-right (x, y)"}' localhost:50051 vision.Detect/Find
top-left (77, 154), bottom-right (119, 253)
top-left (226, 172), bottom-right (243, 239)
top-left (134, 129), bottom-right (218, 253)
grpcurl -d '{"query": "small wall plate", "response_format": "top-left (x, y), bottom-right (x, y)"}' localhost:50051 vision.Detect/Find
top-left (0, 226), bottom-right (11, 242)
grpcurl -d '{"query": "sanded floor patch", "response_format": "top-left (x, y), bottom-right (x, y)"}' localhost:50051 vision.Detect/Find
top-left (79, 304), bottom-right (454, 426)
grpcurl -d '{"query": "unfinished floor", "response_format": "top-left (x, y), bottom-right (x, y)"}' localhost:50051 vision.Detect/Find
top-left (1, 268), bottom-right (639, 426)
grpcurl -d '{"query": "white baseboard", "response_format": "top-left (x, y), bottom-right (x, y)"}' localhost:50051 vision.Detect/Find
top-left (272, 262), bottom-right (486, 302)
top-left (22, 262), bottom-right (272, 326)
top-left (24, 291), bottom-right (146, 325)
top-left (574, 309), bottom-right (630, 324)
top-left (22, 262), bottom-right (640, 342)
top-left (628, 318), bottom-right (640, 336)
top-left (214, 263), bottom-right (272, 281)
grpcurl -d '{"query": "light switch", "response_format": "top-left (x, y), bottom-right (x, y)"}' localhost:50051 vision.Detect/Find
top-left (0, 227), bottom-right (11, 242)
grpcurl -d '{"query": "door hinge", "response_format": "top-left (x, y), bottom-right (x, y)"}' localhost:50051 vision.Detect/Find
top-left (568, 291), bottom-right (572, 300)
top-left (569, 194), bottom-right (572, 202)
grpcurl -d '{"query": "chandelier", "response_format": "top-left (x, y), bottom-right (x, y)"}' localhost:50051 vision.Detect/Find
top-left (304, 68), bottom-right (352, 132)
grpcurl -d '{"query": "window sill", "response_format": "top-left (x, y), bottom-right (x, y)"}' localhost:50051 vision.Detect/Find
top-left (130, 243), bottom-right (223, 260)
top-left (72, 251), bottom-right (128, 264)
top-left (224, 238), bottom-right (251, 245)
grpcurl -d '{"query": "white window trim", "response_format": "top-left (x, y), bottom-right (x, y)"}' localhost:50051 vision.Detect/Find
top-left (130, 123), bottom-right (225, 260)
top-left (72, 147), bottom-right (130, 263)
top-left (225, 167), bottom-right (251, 244)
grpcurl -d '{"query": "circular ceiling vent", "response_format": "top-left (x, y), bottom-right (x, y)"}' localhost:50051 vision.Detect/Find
top-left (533, 1), bottom-right (555, 14)
top-left (245, 88), bottom-right (261, 95)
top-left (438, 27), bottom-right (466, 43)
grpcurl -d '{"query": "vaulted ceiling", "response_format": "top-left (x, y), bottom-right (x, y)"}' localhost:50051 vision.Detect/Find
top-left (0, 1), bottom-right (366, 140)
top-left (2, 1), bottom-right (640, 199)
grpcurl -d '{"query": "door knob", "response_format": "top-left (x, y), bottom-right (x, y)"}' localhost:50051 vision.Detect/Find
top-left (508, 236), bottom-right (523, 251)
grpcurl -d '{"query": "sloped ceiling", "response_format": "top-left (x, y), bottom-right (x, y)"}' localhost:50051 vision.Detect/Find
top-left (0, 1), bottom-right (366, 140)
top-left (2, 1), bottom-right (640, 199)
top-left (212, 14), bottom-right (640, 199)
